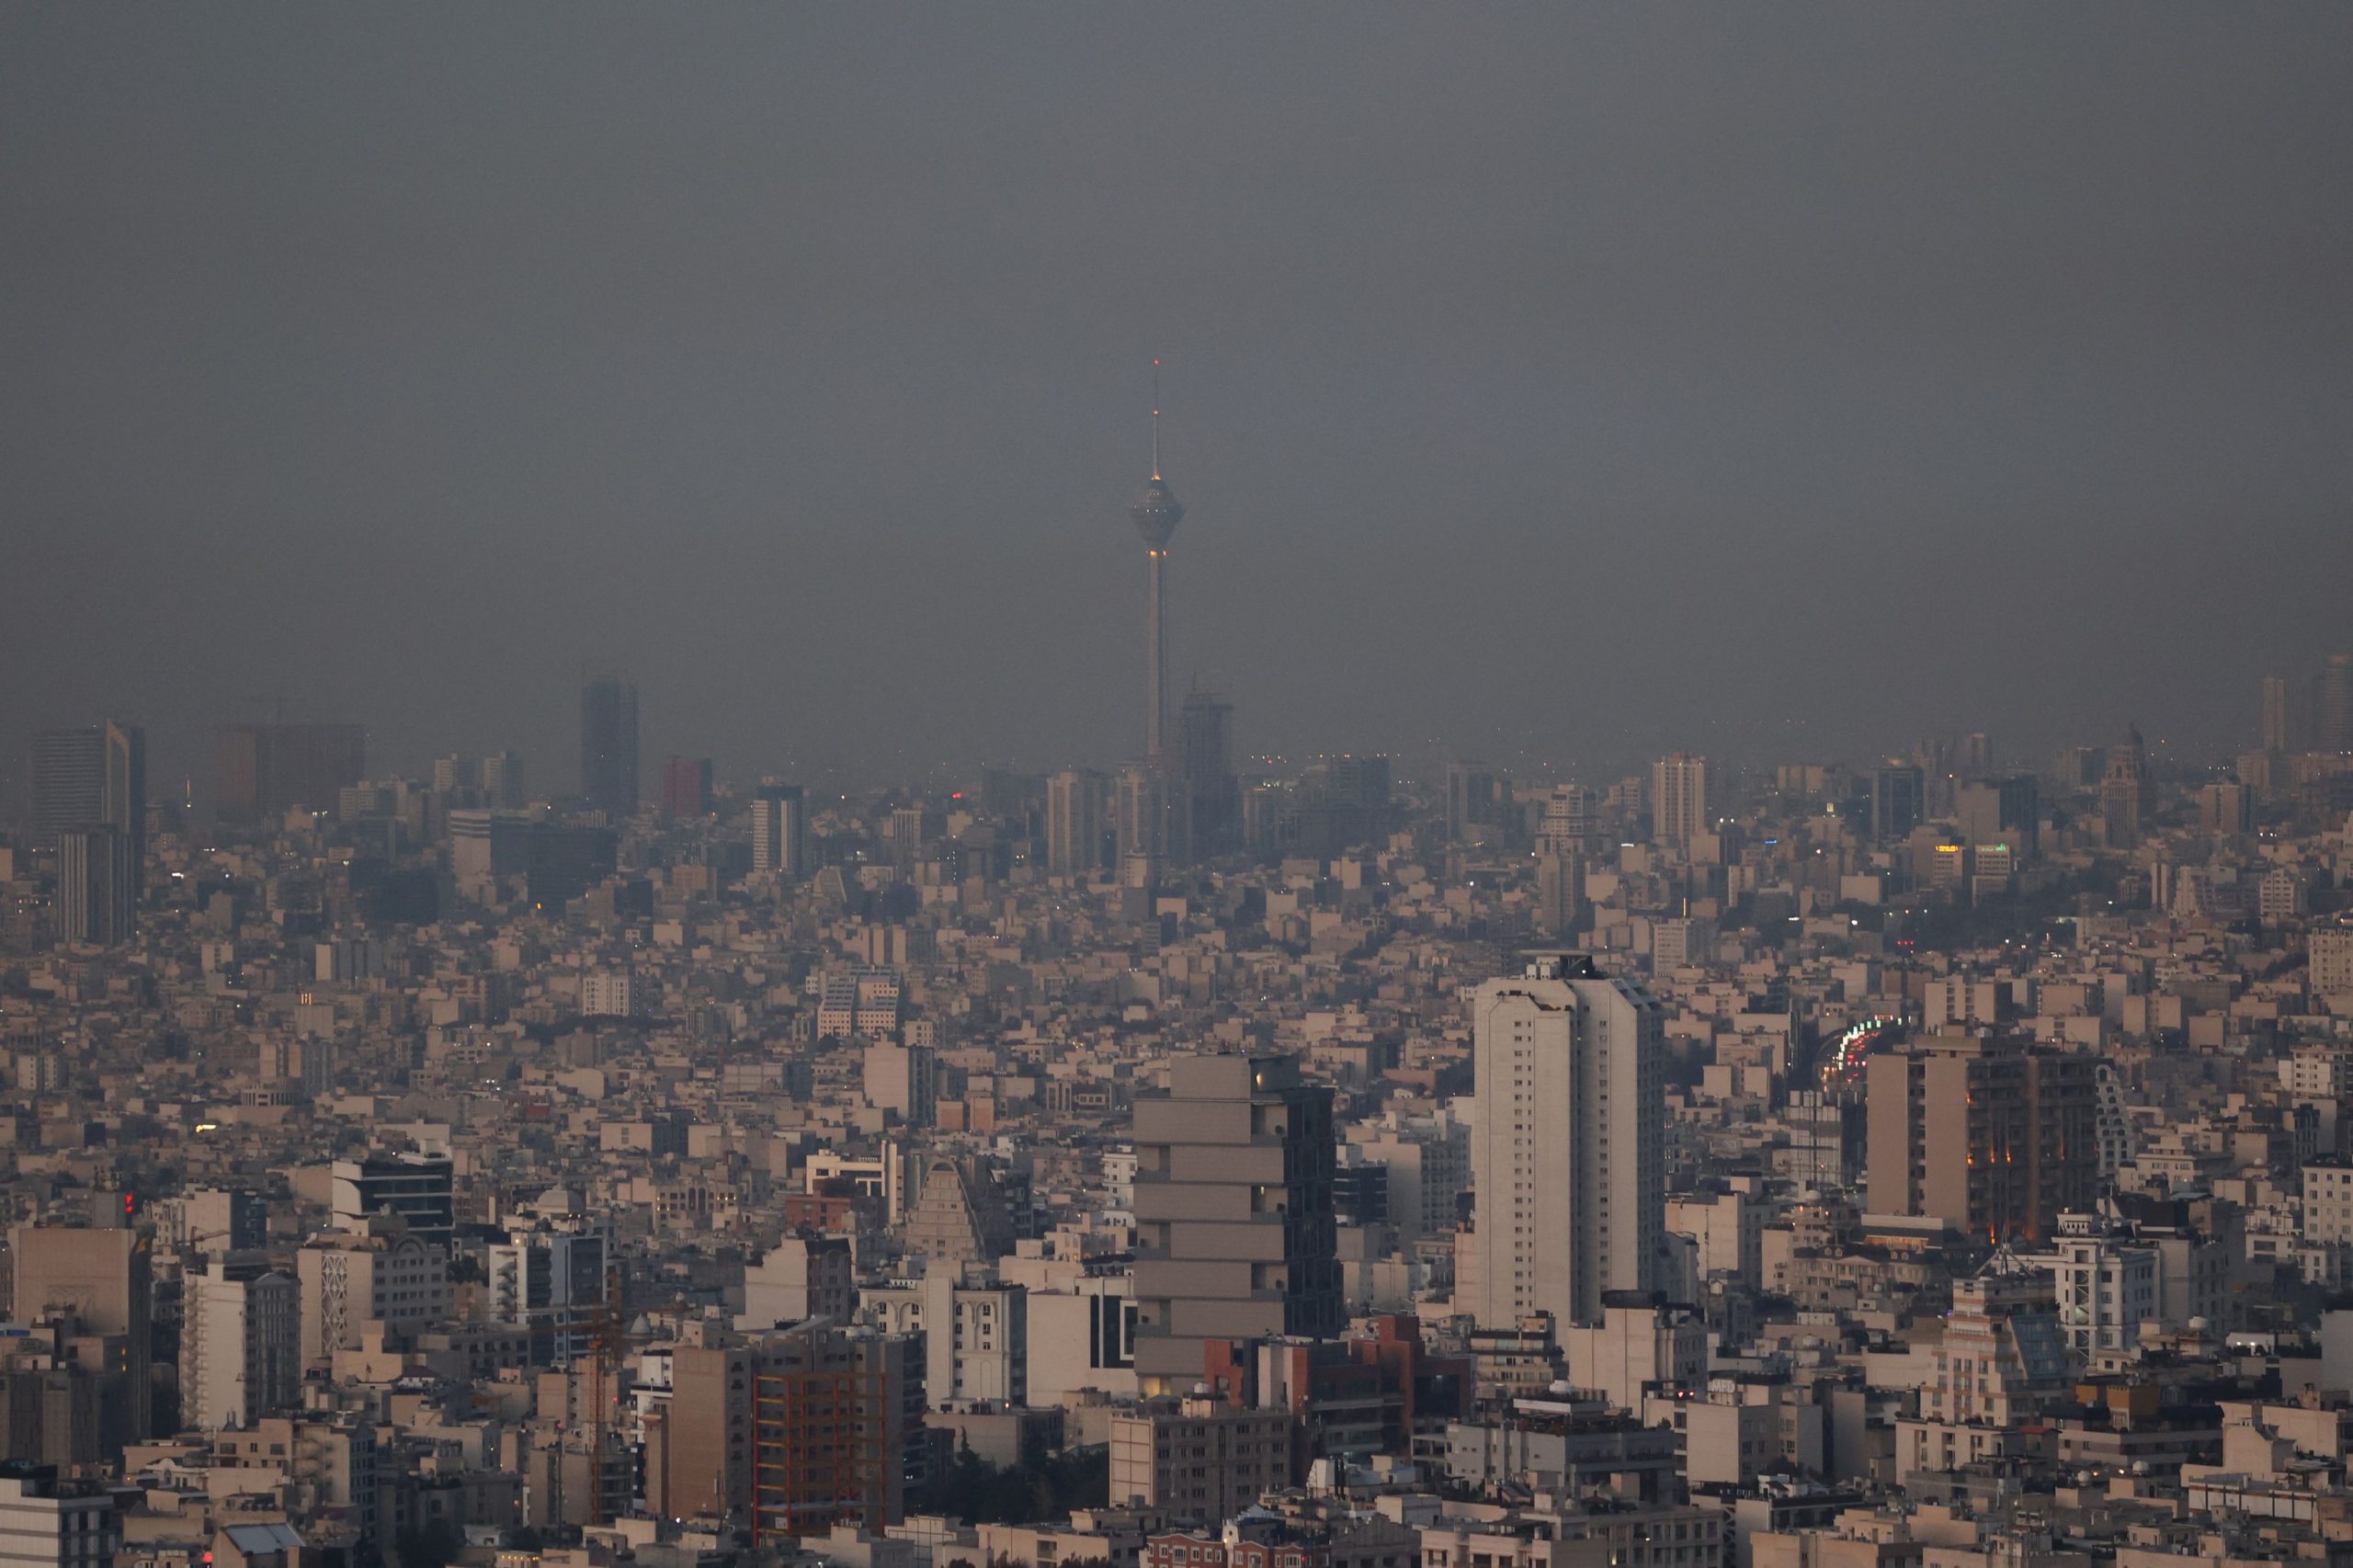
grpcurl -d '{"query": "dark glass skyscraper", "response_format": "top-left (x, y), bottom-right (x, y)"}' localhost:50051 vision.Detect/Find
top-left (579, 677), bottom-right (640, 816)
top-left (31, 727), bottom-right (105, 847)
top-left (33, 722), bottom-right (144, 879)
top-left (1177, 690), bottom-right (1238, 860)
top-left (1871, 764), bottom-right (1926, 846)
top-left (56, 825), bottom-right (135, 947)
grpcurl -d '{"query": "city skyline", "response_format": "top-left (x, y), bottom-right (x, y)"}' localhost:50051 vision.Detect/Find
top-left (14, 652), bottom-right (2353, 831)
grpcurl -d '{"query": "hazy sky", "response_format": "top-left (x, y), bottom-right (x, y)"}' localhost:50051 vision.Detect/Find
top-left (6, 6), bottom-right (2350, 801)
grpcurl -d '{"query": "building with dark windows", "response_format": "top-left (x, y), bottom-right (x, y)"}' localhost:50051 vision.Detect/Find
top-left (579, 676), bottom-right (640, 816)
top-left (1178, 690), bottom-right (1240, 861)
top-left (1865, 1030), bottom-right (2099, 1244)
top-left (750, 783), bottom-right (809, 878)
top-left (215, 722), bottom-right (364, 825)
top-left (330, 1154), bottom-right (456, 1247)
top-left (1871, 764), bottom-right (1925, 846)
top-left (31, 722), bottom-right (142, 868)
top-left (1131, 1053), bottom-right (1341, 1393)
top-left (53, 827), bottom-right (134, 948)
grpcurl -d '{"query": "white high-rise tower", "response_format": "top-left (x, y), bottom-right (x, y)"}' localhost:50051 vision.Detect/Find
top-left (1652, 753), bottom-right (1708, 847)
top-left (1470, 952), bottom-right (1665, 1328)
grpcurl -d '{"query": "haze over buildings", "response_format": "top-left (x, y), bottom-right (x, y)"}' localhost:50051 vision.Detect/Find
top-left (5, 7), bottom-right (2350, 790)
top-left (4, 8), bottom-right (2353, 1568)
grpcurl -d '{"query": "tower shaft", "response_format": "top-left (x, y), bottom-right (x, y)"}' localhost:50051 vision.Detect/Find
top-left (1146, 550), bottom-right (1168, 763)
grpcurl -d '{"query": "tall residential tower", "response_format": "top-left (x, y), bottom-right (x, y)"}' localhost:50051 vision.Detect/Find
top-left (1652, 753), bottom-right (1708, 849)
top-left (1470, 953), bottom-right (1666, 1329)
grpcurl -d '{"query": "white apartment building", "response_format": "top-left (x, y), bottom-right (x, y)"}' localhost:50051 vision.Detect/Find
top-left (180, 1265), bottom-right (301, 1431)
top-left (2051, 1213), bottom-right (2157, 1355)
top-left (1652, 755), bottom-right (1708, 847)
top-left (1471, 952), bottom-right (1665, 1329)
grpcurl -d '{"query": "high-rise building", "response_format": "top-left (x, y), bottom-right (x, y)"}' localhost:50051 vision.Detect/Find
top-left (1651, 754), bottom-right (1707, 847)
top-left (53, 827), bottom-right (134, 948)
top-left (1864, 1031), bottom-right (2098, 1244)
top-left (8, 1226), bottom-right (153, 1442)
top-left (859, 1272), bottom-right (1028, 1411)
top-left (1125, 369), bottom-right (1186, 764)
top-left (1955, 776), bottom-right (2039, 859)
top-left (525, 823), bottom-right (619, 909)
top-left (1958, 732), bottom-right (1995, 778)
top-left (2263, 674), bottom-right (2294, 754)
top-left (2048, 1213), bottom-right (2157, 1357)
top-left (1538, 784), bottom-right (1597, 858)
top-left (2322, 653), bottom-right (2353, 754)
top-left (29, 722), bottom-right (142, 867)
top-left (2097, 726), bottom-right (2152, 848)
top-left (2052, 745), bottom-right (2106, 794)
top-left (579, 677), bottom-right (640, 815)
top-left (449, 810), bottom-right (531, 888)
top-left (653, 1324), bottom-right (922, 1540)
top-left (749, 783), bottom-right (808, 878)
top-left (179, 1261), bottom-right (300, 1431)
top-left (1533, 853), bottom-right (1578, 938)
top-left (1445, 762), bottom-right (1503, 847)
top-left (2313, 921), bottom-right (2353, 999)
top-left (1131, 1054), bottom-right (1341, 1392)
top-left (861, 1041), bottom-right (938, 1128)
top-left (214, 723), bottom-right (365, 825)
top-left (1871, 765), bottom-right (1925, 846)
top-left (1045, 769), bottom-right (1107, 877)
top-left (330, 1153), bottom-right (456, 1247)
top-left (2196, 780), bottom-right (2255, 835)
top-left (29, 729), bottom-right (103, 848)
top-left (480, 750), bottom-right (526, 809)
top-left (1346, 1106), bottom-right (1471, 1247)
top-left (152, 1190), bottom-right (269, 1256)
top-left (104, 722), bottom-right (144, 878)
top-left (296, 1221), bottom-right (449, 1369)
top-left (1469, 953), bottom-right (1666, 1330)
top-left (488, 1221), bottom-right (611, 1364)
top-left (579, 969), bottom-right (638, 1018)
top-left (740, 1235), bottom-right (857, 1332)
top-left (660, 756), bottom-right (713, 818)
top-left (1294, 754), bottom-right (1392, 856)
top-left (1115, 762), bottom-right (1178, 883)
top-left (1178, 691), bottom-right (1239, 860)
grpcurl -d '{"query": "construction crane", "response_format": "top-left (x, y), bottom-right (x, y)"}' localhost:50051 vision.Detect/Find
top-left (585, 1262), bottom-right (626, 1528)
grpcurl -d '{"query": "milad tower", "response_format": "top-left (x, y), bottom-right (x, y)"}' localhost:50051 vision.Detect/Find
top-left (1127, 362), bottom-right (1185, 764)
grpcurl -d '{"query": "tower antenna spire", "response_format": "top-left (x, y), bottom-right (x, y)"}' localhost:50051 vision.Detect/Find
top-left (1151, 358), bottom-right (1162, 481)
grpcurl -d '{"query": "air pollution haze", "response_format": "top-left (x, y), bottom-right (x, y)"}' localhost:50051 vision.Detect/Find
top-left (5, 6), bottom-right (2350, 795)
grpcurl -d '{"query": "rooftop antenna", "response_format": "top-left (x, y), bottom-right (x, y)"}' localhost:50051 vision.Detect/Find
top-left (1151, 358), bottom-right (1162, 481)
